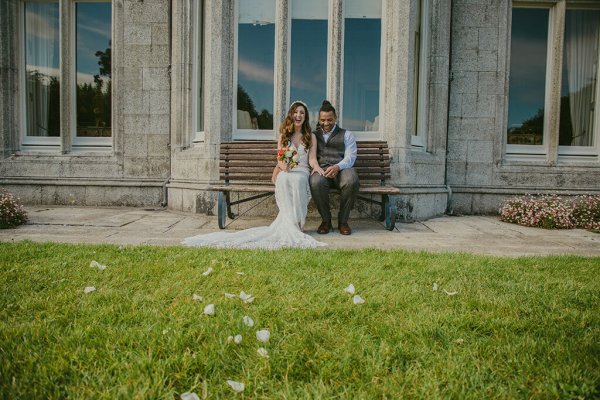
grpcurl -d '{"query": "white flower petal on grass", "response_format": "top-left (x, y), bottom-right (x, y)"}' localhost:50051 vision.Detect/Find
top-left (432, 282), bottom-right (439, 291)
top-left (257, 347), bottom-right (269, 358)
top-left (192, 294), bottom-right (203, 302)
top-left (236, 272), bottom-right (245, 276)
top-left (454, 338), bottom-right (464, 344)
top-left (203, 304), bottom-right (215, 315)
top-left (353, 294), bottom-right (365, 304)
top-left (84, 286), bottom-right (96, 294)
top-left (202, 267), bottom-right (213, 276)
top-left (443, 290), bottom-right (458, 296)
top-left (344, 284), bottom-right (356, 295)
top-left (224, 293), bottom-right (236, 298)
top-left (227, 335), bottom-right (234, 343)
top-left (89, 260), bottom-right (106, 270)
top-left (234, 334), bottom-right (242, 344)
top-left (243, 315), bottom-right (254, 327)
top-left (226, 380), bottom-right (245, 393)
top-left (180, 392), bottom-right (200, 400)
top-left (240, 291), bottom-right (254, 303)
top-left (256, 329), bottom-right (270, 343)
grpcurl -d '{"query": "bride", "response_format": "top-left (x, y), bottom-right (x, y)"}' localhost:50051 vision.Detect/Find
top-left (182, 101), bottom-right (327, 249)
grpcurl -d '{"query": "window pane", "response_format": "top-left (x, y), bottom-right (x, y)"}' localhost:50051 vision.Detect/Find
top-left (24, 1), bottom-right (60, 137)
top-left (237, 0), bottom-right (275, 130)
top-left (290, 0), bottom-right (328, 129)
top-left (342, 0), bottom-right (382, 132)
top-left (196, 0), bottom-right (204, 133)
top-left (507, 8), bottom-right (549, 145)
top-left (75, 2), bottom-right (112, 138)
top-left (559, 9), bottom-right (600, 147)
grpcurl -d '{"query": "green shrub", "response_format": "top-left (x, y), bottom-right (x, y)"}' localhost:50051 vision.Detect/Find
top-left (0, 190), bottom-right (28, 229)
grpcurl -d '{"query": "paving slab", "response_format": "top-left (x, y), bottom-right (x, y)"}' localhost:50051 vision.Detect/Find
top-left (0, 206), bottom-right (598, 257)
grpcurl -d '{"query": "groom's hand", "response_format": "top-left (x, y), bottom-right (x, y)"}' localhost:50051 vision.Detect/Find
top-left (324, 165), bottom-right (340, 178)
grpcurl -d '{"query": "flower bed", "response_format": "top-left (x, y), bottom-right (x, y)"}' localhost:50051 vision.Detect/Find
top-left (499, 194), bottom-right (600, 231)
top-left (0, 190), bottom-right (28, 229)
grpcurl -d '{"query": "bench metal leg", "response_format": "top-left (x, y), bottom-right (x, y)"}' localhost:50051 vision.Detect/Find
top-left (382, 194), bottom-right (396, 231)
top-left (218, 192), bottom-right (235, 229)
top-left (217, 192), bottom-right (227, 229)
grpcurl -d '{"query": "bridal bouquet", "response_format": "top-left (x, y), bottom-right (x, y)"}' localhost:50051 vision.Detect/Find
top-left (277, 146), bottom-right (299, 169)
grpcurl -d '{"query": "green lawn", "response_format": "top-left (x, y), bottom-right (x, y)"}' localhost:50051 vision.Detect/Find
top-left (1, 242), bottom-right (599, 399)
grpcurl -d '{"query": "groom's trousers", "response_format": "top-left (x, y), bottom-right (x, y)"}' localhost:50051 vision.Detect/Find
top-left (309, 168), bottom-right (359, 224)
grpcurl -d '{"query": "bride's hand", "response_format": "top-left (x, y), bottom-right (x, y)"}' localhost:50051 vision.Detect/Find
top-left (311, 167), bottom-right (325, 176)
top-left (278, 160), bottom-right (289, 172)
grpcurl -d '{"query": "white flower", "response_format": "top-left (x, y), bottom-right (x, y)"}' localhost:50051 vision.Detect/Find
top-left (224, 293), bottom-right (236, 298)
top-left (203, 304), bottom-right (215, 315)
top-left (202, 267), bottom-right (213, 276)
top-left (234, 334), bottom-right (242, 344)
top-left (432, 283), bottom-right (439, 291)
top-left (180, 392), bottom-right (200, 400)
top-left (243, 316), bottom-right (254, 327)
top-left (226, 380), bottom-right (244, 393)
top-left (239, 291), bottom-right (254, 303)
top-left (443, 290), bottom-right (458, 296)
top-left (353, 295), bottom-right (365, 304)
top-left (285, 150), bottom-right (293, 158)
top-left (256, 329), bottom-right (270, 343)
top-left (89, 260), bottom-right (106, 270)
top-left (192, 294), bottom-right (203, 301)
top-left (236, 272), bottom-right (245, 275)
top-left (292, 154), bottom-right (299, 162)
top-left (84, 286), bottom-right (96, 294)
top-left (344, 284), bottom-right (355, 295)
top-left (257, 347), bottom-right (269, 358)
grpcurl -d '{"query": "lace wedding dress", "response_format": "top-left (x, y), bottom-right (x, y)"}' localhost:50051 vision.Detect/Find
top-left (182, 144), bottom-right (327, 249)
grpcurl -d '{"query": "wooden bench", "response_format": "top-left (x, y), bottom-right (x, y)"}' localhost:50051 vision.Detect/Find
top-left (207, 141), bottom-right (401, 230)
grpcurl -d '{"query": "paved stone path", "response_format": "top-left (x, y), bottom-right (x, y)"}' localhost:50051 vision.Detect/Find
top-left (1, 206), bottom-right (599, 257)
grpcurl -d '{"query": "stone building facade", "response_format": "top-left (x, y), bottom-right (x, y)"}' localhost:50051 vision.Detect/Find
top-left (1, 0), bottom-right (599, 221)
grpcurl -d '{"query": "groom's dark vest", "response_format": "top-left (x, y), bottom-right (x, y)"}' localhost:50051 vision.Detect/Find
top-left (314, 126), bottom-right (346, 168)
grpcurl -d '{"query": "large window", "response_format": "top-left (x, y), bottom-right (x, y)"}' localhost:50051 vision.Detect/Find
top-left (412, 0), bottom-right (430, 148)
top-left (233, 0), bottom-right (384, 139)
top-left (507, 3), bottom-right (600, 158)
top-left (342, 0), bottom-right (382, 132)
top-left (193, 0), bottom-right (204, 141)
top-left (290, 0), bottom-right (328, 129)
top-left (21, 0), bottom-right (112, 149)
top-left (235, 0), bottom-right (275, 134)
top-left (74, 1), bottom-right (112, 146)
top-left (23, 1), bottom-right (60, 145)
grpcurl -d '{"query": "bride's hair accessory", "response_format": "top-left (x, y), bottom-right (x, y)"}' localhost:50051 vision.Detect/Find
top-left (290, 100), bottom-right (308, 110)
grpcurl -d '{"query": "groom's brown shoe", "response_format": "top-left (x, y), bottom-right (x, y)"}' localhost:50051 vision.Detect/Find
top-left (338, 222), bottom-right (352, 235)
top-left (317, 220), bottom-right (332, 234)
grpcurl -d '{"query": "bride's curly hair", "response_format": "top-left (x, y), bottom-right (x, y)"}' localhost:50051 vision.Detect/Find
top-left (279, 101), bottom-right (312, 149)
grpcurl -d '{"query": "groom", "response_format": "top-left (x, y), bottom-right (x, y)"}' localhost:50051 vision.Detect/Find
top-left (310, 100), bottom-right (359, 235)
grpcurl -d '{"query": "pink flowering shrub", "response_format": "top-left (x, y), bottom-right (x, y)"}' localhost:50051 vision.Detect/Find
top-left (499, 194), bottom-right (600, 231)
top-left (0, 190), bottom-right (28, 229)
top-left (571, 195), bottom-right (600, 231)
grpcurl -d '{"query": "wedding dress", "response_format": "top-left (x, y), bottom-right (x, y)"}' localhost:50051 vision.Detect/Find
top-left (182, 144), bottom-right (327, 249)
